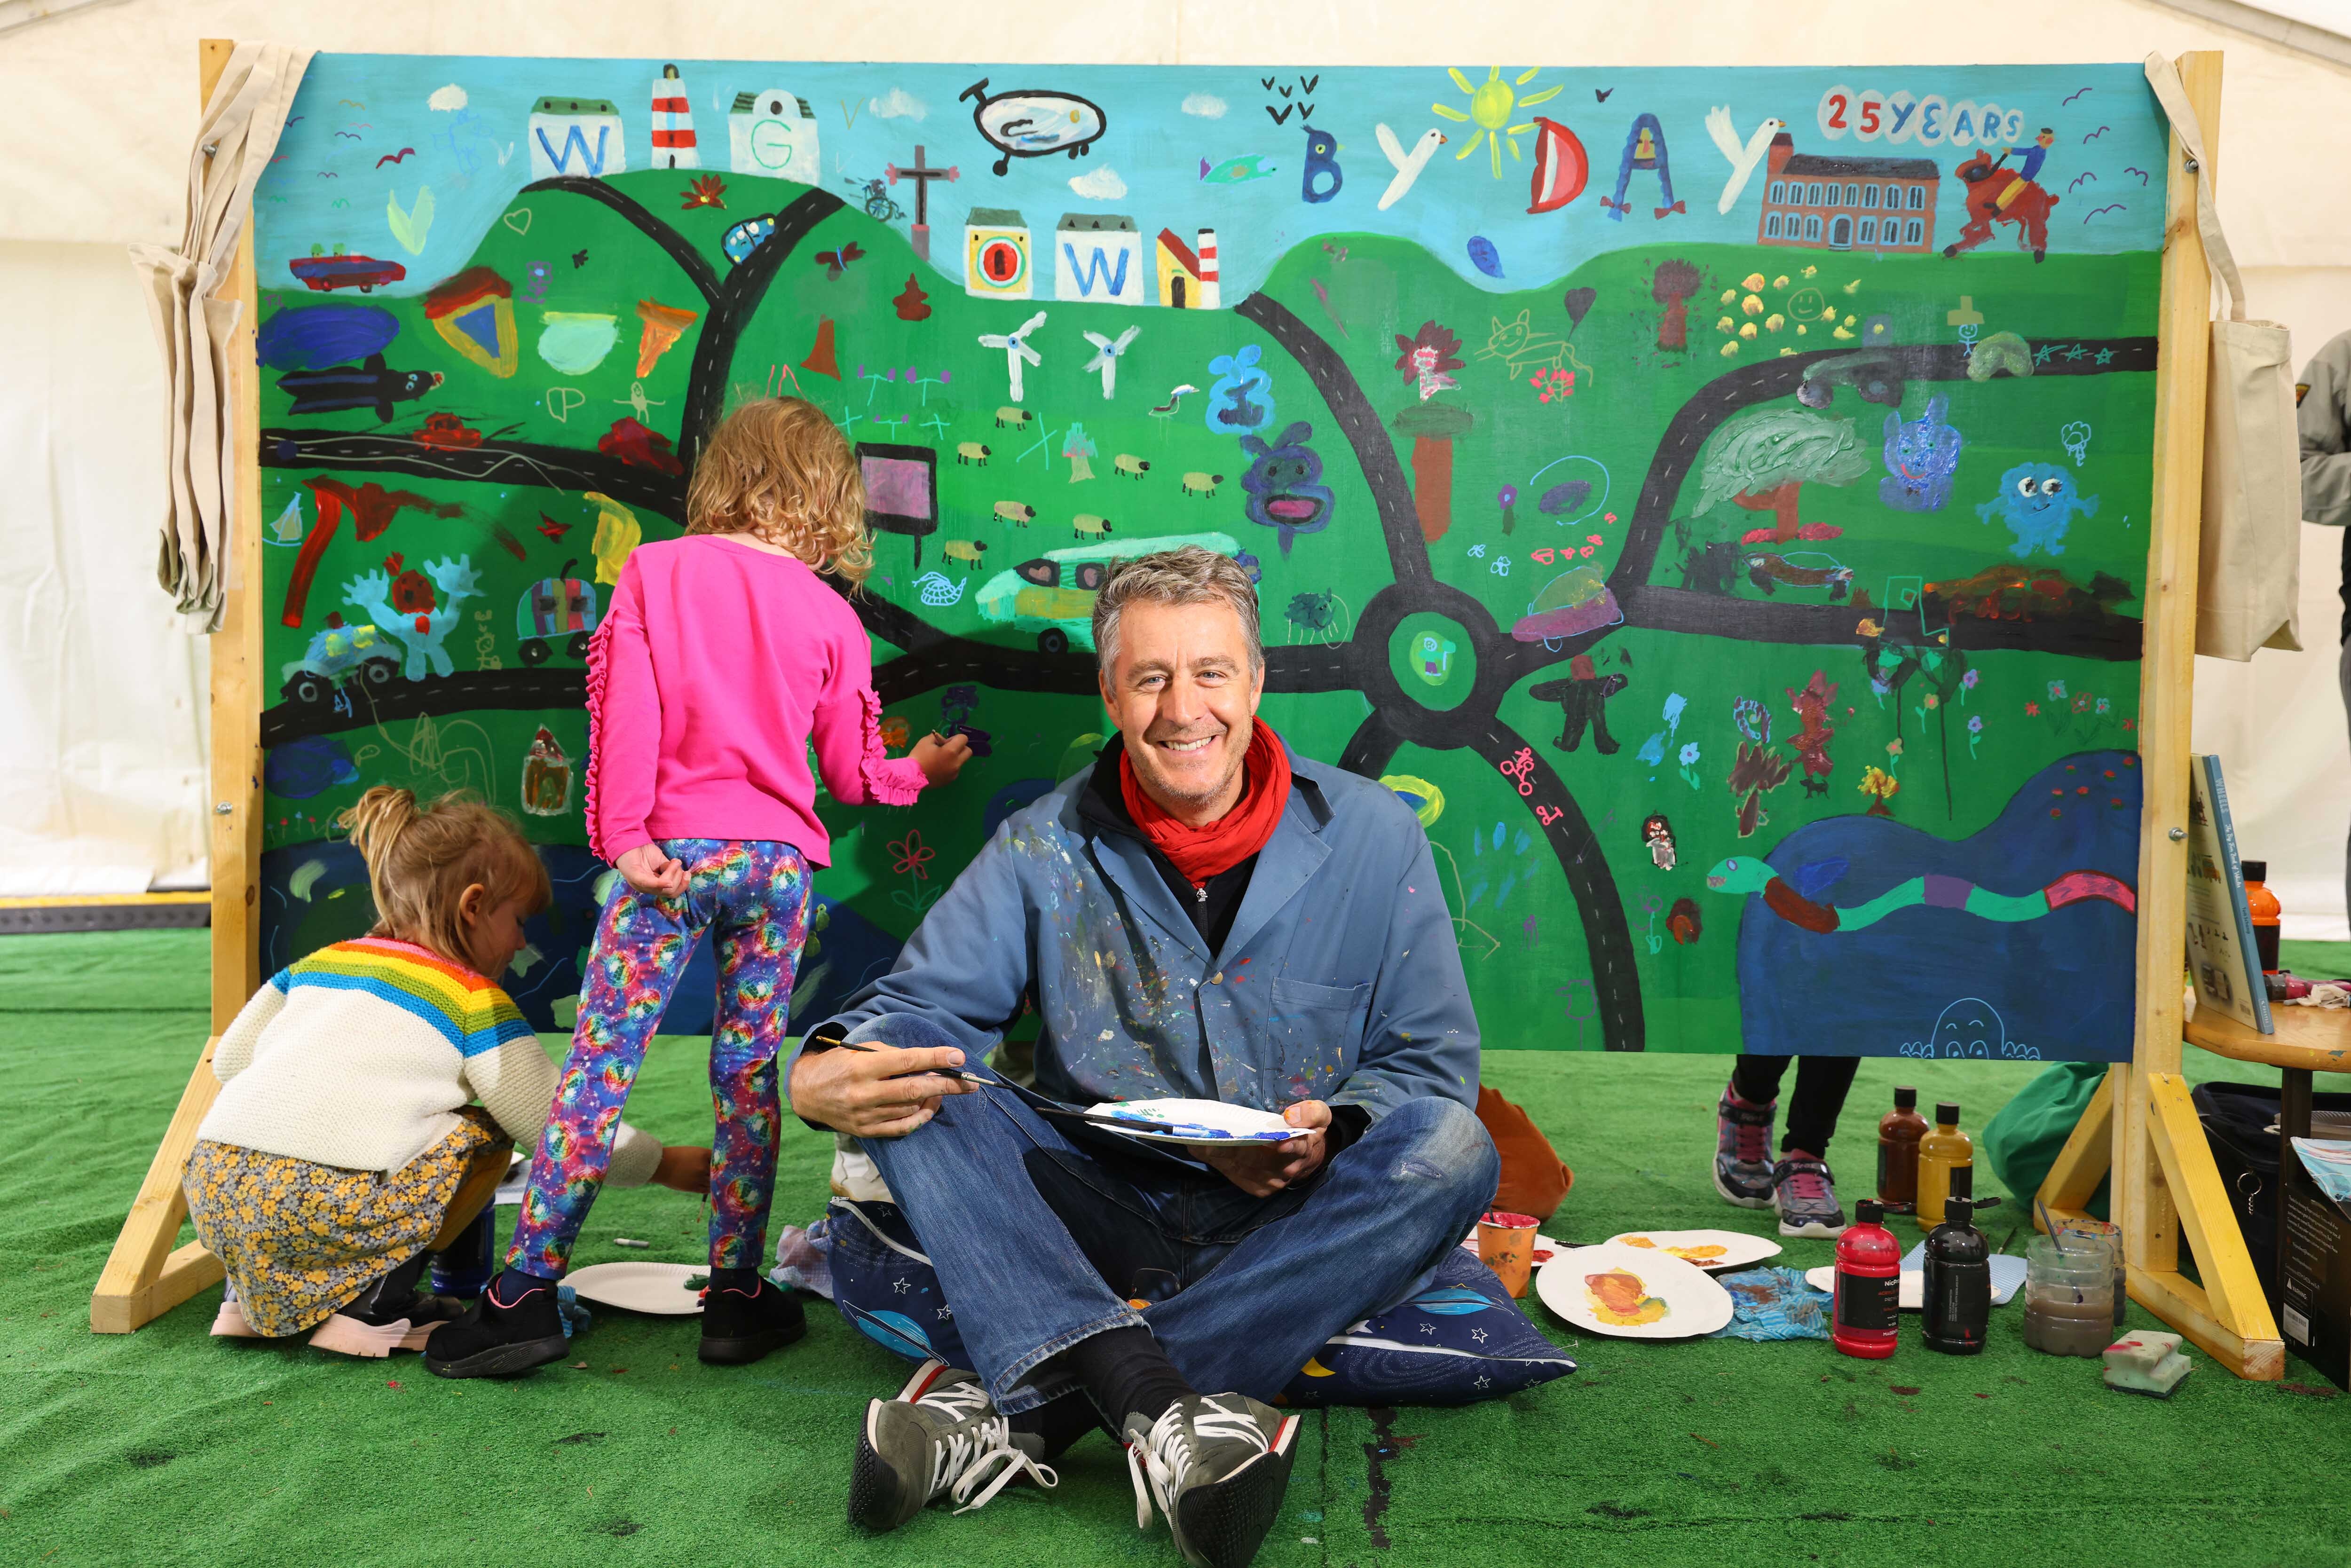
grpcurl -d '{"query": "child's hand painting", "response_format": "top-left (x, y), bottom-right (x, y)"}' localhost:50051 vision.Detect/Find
top-left (616, 843), bottom-right (689, 898)
top-left (912, 732), bottom-right (974, 786)
top-left (652, 1144), bottom-right (712, 1193)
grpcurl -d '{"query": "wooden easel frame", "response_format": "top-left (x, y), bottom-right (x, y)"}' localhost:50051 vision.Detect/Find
top-left (2032, 52), bottom-right (2288, 1382)
top-left (90, 38), bottom-right (260, 1332)
top-left (94, 46), bottom-right (2238, 1336)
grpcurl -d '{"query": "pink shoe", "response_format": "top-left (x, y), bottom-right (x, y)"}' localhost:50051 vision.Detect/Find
top-left (307, 1310), bottom-right (443, 1357)
top-left (211, 1282), bottom-right (261, 1339)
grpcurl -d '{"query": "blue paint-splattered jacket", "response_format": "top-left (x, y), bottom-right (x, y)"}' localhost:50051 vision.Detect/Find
top-left (798, 744), bottom-right (1479, 1122)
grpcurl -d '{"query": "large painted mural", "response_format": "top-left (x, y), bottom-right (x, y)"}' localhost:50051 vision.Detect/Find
top-left (251, 58), bottom-right (2167, 1060)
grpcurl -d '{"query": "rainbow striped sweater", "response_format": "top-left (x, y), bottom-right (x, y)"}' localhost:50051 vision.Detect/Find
top-left (197, 936), bottom-right (658, 1182)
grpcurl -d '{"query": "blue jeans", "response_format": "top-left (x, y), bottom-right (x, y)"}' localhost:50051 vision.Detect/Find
top-left (849, 1013), bottom-right (1499, 1415)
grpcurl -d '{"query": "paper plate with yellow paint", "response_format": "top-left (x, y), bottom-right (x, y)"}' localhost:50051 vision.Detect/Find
top-left (1605, 1228), bottom-right (1781, 1274)
top-left (1535, 1241), bottom-right (1732, 1339)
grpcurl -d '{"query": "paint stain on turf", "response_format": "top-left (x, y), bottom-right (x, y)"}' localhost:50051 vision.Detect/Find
top-left (1360, 1407), bottom-right (1425, 1551)
top-left (1587, 1502), bottom-right (1651, 1519)
top-left (605, 1521), bottom-right (642, 1537)
top-left (555, 1431), bottom-right (607, 1445)
top-left (126, 1453), bottom-right (173, 1469)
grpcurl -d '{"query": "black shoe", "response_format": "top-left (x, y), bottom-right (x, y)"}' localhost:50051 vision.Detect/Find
top-left (699, 1269), bottom-right (807, 1365)
top-left (422, 1269), bottom-right (569, 1379)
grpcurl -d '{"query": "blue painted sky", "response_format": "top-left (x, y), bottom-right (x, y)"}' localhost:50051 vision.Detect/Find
top-left (259, 56), bottom-right (2168, 300)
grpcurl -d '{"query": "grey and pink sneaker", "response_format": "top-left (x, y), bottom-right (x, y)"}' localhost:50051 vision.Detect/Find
top-left (1772, 1155), bottom-right (1848, 1238)
top-left (1712, 1085), bottom-right (1776, 1209)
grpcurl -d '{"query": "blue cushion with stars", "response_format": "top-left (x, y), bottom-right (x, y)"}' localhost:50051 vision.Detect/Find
top-left (810, 1198), bottom-right (1574, 1406)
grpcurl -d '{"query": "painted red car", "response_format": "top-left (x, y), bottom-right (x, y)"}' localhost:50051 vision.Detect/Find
top-left (288, 253), bottom-right (408, 293)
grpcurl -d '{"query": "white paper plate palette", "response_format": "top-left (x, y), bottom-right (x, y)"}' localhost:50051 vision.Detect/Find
top-left (1058, 1097), bottom-right (1298, 1144)
top-left (564, 1261), bottom-right (707, 1316)
top-left (1605, 1228), bottom-right (1782, 1273)
top-left (1536, 1241), bottom-right (1735, 1339)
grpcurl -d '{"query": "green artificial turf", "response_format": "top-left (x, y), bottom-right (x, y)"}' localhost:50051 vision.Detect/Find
top-left (4, 930), bottom-right (2349, 1567)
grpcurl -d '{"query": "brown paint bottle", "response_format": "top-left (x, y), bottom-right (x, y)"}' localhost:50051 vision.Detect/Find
top-left (1877, 1086), bottom-right (1928, 1211)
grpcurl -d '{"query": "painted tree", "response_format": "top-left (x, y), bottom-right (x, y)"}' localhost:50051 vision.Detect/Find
top-left (1690, 405), bottom-right (1872, 544)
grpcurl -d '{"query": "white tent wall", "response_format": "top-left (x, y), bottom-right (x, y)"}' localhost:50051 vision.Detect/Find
top-left (0, 0), bottom-right (2344, 927)
top-left (0, 240), bottom-right (207, 895)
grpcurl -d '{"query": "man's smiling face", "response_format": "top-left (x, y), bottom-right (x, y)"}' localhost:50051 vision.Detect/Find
top-left (1099, 597), bottom-right (1264, 826)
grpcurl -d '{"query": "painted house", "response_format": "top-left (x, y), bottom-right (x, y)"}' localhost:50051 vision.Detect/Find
top-left (1755, 134), bottom-right (1938, 253)
top-left (1154, 227), bottom-right (1220, 309)
top-left (649, 64), bottom-right (697, 169)
top-left (1054, 213), bottom-right (1143, 304)
top-left (965, 208), bottom-right (1033, 299)
top-left (528, 96), bottom-right (627, 180)
top-left (728, 88), bottom-right (820, 184)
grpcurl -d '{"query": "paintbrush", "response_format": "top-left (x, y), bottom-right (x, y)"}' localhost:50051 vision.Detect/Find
top-left (834, 1039), bottom-right (994, 1086)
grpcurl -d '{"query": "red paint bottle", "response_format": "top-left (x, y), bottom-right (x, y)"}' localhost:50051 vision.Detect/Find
top-left (1832, 1198), bottom-right (1901, 1359)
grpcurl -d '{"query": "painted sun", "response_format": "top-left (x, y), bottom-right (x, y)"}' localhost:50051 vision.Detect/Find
top-left (1433, 66), bottom-right (1564, 178)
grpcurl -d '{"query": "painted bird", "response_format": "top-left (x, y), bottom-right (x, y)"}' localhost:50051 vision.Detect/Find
top-left (1374, 125), bottom-right (1446, 211)
top-left (1705, 107), bottom-right (1785, 215)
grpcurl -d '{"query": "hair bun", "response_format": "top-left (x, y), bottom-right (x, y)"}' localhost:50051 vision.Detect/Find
top-left (338, 785), bottom-right (419, 872)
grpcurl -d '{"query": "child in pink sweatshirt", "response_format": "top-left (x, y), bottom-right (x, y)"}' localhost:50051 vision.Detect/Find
top-left (428, 398), bottom-right (970, 1379)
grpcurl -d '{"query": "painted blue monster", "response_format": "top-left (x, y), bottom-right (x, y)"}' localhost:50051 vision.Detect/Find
top-left (1976, 462), bottom-right (2099, 558)
top-left (1239, 420), bottom-right (1334, 557)
top-left (1206, 343), bottom-right (1276, 436)
top-left (1878, 395), bottom-right (1964, 512)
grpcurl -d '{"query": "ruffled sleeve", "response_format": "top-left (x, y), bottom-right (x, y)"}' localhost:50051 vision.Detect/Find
top-left (811, 686), bottom-right (926, 808)
top-left (584, 560), bottom-right (660, 865)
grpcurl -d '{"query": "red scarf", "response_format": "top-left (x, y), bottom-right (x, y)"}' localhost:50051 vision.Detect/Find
top-left (1118, 719), bottom-right (1292, 887)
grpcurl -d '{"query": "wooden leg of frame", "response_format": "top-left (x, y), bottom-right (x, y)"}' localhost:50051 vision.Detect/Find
top-left (2139, 1070), bottom-right (2281, 1377)
top-left (2036, 1065), bottom-right (2117, 1232)
top-left (91, 1036), bottom-right (225, 1334)
top-left (2128, 1266), bottom-right (2286, 1382)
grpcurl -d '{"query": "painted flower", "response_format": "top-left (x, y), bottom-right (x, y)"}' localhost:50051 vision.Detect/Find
top-left (2072, 693), bottom-right (2094, 714)
top-left (877, 715), bottom-right (911, 752)
top-left (1679, 742), bottom-right (1701, 765)
top-left (2095, 696), bottom-right (2111, 715)
top-left (1886, 738), bottom-right (1904, 758)
top-left (1392, 321), bottom-right (1465, 385)
top-left (888, 829), bottom-right (936, 882)
top-left (1967, 715), bottom-right (1984, 735)
top-left (2026, 701), bottom-right (2041, 717)
top-left (2048, 679), bottom-right (2068, 700)
top-left (1961, 670), bottom-right (1980, 690)
top-left (1923, 692), bottom-right (1939, 710)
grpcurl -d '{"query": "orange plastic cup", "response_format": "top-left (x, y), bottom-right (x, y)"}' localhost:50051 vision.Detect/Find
top-left (1477, 1209), bottom-right (1541, 1298)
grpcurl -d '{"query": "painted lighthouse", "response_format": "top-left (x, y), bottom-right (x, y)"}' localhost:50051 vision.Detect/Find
top-left (649, 64), bottom-right (698, 169)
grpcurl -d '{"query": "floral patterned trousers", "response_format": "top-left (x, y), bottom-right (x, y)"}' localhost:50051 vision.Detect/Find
top-left (506, 839), bottom-right (811, 1276)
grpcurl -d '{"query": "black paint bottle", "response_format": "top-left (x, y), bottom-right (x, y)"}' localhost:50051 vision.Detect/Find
top-left (1921, 1165), bottom-right (1990, 1355)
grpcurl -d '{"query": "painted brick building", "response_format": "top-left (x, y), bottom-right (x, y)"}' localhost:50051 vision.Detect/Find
top-left (1756, 133), bottom-right (1939, 253)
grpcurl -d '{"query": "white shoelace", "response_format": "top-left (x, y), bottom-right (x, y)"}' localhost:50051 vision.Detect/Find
top-left (916, 1379), bottom-right (1060, 1515)
top-left (1125, 1398), bottom-right (1266, 1531)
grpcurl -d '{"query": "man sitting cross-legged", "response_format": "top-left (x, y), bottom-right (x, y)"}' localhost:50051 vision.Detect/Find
top-left (788, 547), bottom-right (1497, 1568)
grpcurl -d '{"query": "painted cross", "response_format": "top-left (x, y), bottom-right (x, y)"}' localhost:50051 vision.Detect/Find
top-left (1081, 326), bottom-right (1141, 400)
top-left (978, 310), bottom-right (1048, 402)
top-left (885, 144), bottom-right (960, 260)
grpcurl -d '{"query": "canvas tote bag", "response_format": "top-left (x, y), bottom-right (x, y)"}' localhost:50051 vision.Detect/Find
top-left (131, 42), bottom-right (313, 632)
top-left (2142, 53), bottom-right (2303, 661)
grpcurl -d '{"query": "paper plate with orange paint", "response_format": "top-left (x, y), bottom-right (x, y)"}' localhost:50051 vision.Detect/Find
top-left (1604, 1229), bottom-right (1782, 1273)
top-left (1535, 1242), bottom-right (1733, 1339)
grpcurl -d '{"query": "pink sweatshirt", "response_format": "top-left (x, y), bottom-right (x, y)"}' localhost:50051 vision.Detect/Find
top-left (586, 535), bottom-right (927, 867)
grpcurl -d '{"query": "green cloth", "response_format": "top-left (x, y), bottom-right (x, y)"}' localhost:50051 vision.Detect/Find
top-left (7, 930), bottom-right (2351, 1565)
top-left (1983, 1061), bottom-right (2111, 1219)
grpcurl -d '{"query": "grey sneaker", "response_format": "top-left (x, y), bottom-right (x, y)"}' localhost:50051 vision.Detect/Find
top-left (1773, 1155), bottom-right (1848, 1238)
top-left (1122, 1393), bottom-right (1301, 1568)
top-left (848, 1360), bottom-right (1057, 1532)
top-left (1712, 1086), bottom-right (1776, 1208)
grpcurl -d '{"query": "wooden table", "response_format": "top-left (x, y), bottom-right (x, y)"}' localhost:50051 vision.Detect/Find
top-left (2038, 1004), bottom-right (2351, 1381)
top-left (2186, 1007), bottom-right (2351, 1304)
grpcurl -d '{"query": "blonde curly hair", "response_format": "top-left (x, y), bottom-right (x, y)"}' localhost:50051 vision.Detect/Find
top-left (338, 786), bottom-right (549, 974)
top-left (685, 397), bottom-right (874, 584)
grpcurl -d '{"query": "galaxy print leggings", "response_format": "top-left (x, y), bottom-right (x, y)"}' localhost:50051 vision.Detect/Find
top-left (507, 839), bottom-right (810, 1277)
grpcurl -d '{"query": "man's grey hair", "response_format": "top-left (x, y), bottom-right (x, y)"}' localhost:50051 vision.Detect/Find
top-left (1090, 546), bottom-right (1263, 673)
